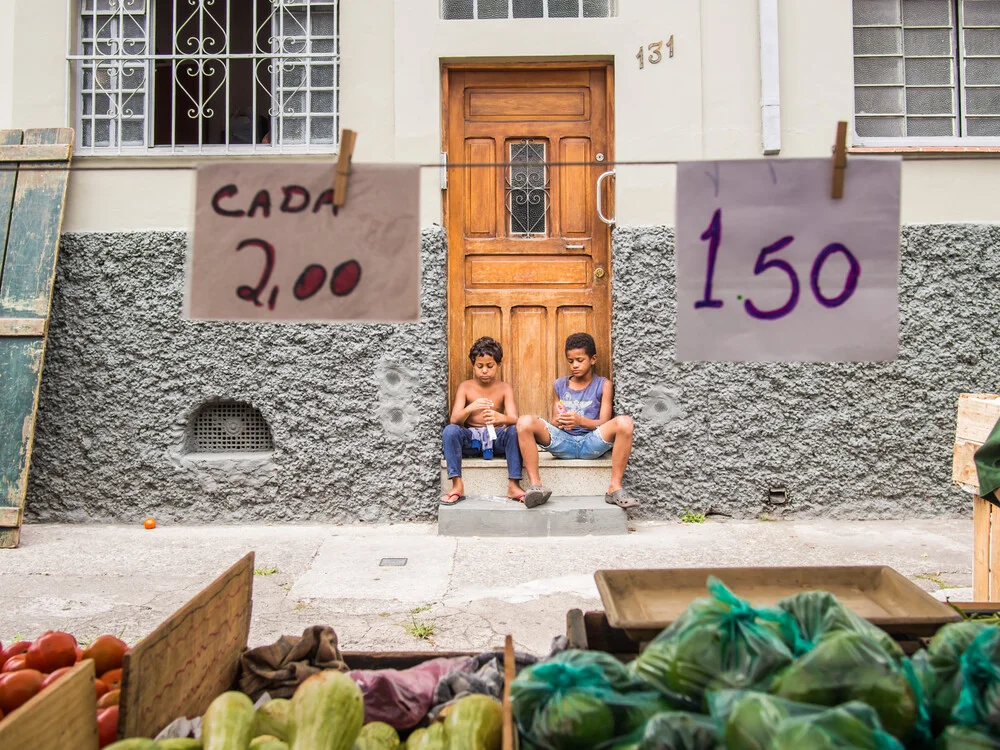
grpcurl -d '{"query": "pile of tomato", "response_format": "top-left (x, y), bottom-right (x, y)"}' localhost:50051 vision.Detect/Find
top-left (0, 631), bottom-right (129, 747)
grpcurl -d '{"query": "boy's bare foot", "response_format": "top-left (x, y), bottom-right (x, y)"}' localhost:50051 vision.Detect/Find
top-left (507, 479), bottom-right (525, 503)
top-left (441, 479), bottom-right (465, 505)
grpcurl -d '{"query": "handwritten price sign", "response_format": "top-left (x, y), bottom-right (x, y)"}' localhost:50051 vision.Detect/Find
top-left (186, 163), bottom-right (420, 323)
top-left (675, 158), bottom-right (901, 362)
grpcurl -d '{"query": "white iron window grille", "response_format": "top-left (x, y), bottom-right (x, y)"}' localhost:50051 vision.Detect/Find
top-left (506, 139), bottom-right (549, 237)
top-left (70, 0), bottom-right (340, 155)
top-left (853, 0), bottom-right (1000, 144)
top-left (189, 401), bottom-right (274, 453)
top-left (441, 0), bottom-right (615, 20)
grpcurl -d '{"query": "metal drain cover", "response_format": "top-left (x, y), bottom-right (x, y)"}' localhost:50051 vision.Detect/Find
top-left (379, 558), bottom-right (408, 567)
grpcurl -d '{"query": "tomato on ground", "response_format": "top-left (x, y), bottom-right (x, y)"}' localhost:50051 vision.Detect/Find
top-left (0, 669), bottom-right (45, 713)
top-left (144, 517), bottom-right (156, 529)
top-left (83, 635), bottom-right (128, 675)
top-left (26, 632), bottom-right (78, 673)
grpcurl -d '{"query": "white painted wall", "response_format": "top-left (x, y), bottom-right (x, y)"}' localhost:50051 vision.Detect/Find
top-left (6, 0), bottom-right (999, 230)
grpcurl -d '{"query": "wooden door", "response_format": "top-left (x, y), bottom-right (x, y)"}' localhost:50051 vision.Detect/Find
top-left (445, 65), bottom-right (613, 419)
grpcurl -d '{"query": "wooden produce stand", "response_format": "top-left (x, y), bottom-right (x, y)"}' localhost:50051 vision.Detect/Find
top-left (953, 393), bottom-right (1000, 600)
top-left (0, 660), bottom-right (99, 750)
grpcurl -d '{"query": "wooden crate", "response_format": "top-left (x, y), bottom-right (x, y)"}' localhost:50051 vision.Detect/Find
top-left (953, 394), bottom-right (1000, 601)
top-left (0, 659), bottom-right (98, 750)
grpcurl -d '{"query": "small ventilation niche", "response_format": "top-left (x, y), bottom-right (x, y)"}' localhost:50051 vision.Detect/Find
top-left (185, 401), bottom-right (274, 455)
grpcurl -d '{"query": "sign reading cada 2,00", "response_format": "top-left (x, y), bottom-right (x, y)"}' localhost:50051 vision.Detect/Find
top-left (186, 162), bottom-right (420, 323)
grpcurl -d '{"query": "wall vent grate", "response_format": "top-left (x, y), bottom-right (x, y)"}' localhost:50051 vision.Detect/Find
top-left (190, 402), bottom-right (274, 453)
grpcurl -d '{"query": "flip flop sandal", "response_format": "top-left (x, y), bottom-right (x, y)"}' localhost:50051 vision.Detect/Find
top-left (524, 485), bottom-right (552, 509)
top-left (439, 492), bottom-right (465, 506)
top-left (605, 489), bottom-right (639, 509)
top-left (510, 493), bottom-right (526, 503)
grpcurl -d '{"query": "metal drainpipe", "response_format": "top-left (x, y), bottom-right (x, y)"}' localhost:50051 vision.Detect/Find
top-left (760, 0), bottom-right (782, 155)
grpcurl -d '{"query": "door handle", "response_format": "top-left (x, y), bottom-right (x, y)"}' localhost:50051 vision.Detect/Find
top-left (564, 244), bottom-right (585, 251)
top-left (597, 169), bottom-right (616, 226)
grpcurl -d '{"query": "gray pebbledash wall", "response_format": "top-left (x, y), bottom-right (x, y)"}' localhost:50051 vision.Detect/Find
top-left (25, 224), bottom-right (998, 523)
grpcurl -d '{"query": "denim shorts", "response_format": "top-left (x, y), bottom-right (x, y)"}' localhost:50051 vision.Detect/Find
top-left (541, 421), bottom-right (614, 460)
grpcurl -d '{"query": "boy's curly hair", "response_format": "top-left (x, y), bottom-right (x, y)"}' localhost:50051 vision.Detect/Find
top-left (469, 336), bottom-right (503, 364)
top-left (565, 332), bottom-right (597, 357)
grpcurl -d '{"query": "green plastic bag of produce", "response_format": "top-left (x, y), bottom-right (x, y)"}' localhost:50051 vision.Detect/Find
top-left (630, 577), bottom-right (799, 709)
top-left (777, 590), bottom-right (904, 658)
top-left (770, 630), bottom-right (930, 744)
top-left (936, 726), bottom-right (1000, 749)
top-left (603, 711), bottom-right (723, 750)
top-left (916, 621), bottom-right (994, 735)
top-left (952, 626), bottom-right (1000, 736)
top-left (509, 649), bottom-right (675, 750)
top-left (707, 690), bottom-right (902, 750)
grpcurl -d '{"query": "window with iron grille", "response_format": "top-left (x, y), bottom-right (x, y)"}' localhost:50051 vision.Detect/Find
top-left (441, 0), bottom-right (615, 20)
top-left (187, 401), bottom-right (274, 454)
top-left (70, 0), bottom-right (339, 155)
top-left (853, 0), bottom-right (1000, 143)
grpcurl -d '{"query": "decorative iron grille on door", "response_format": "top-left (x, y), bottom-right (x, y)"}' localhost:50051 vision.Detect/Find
top-left (506, 139), bottom-right (550, 237)
top-left (70, 0), bottom-right (340, 154)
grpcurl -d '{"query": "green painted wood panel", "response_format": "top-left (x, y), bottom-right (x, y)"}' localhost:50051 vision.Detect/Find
top-left (0, 127), bottom-right (73, 548)
top-left (0, 130), bottom-right (24, 290)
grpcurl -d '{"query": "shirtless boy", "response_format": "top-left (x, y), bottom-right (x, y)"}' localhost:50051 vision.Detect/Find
top-left (440, 337), bottom-right (524, 505)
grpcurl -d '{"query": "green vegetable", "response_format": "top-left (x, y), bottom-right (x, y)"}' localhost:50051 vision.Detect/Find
top-left (104, 741), bottom-right (156, 750)
top-left (404, 729), bottom-right (426, 749)
top-left (442, 694), bottom-right (501, 750)
top-left (288, 670), bottom-right (364, 750)
top-left (255, 698), bottom-right (291, 741)
top-left (718, 692), bottom-right (792, 750)
top-left (921, 621), bottom-right (993, 734)
top-left (606, 711), bottom-right (723, 750)
top-left (771, 631), bottom-right (918, 740)
top-left (155, 741), bottom-right (202, 750)
top-left (630, 578), bottom-right (795, 707)
top-left (248, 738), bottom-right (289, 750)
top-left (777, 590), bottom-right (903, 658)
top-left (770, 702), bottom-right (904, 750)
top-left (201, 691), bottom-right (256, 750)
top-left (530, 690), bottom-right (614, 750)
top-left (354, 721), bottom-right (401, 749)
top-left (936, 725), bottom-right (1000, 749)
top-left (405, 722), bottom-right (446, 750)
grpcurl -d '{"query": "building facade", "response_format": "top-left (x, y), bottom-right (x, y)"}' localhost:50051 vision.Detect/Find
top-left (1, 0), bottom-right (998, 523)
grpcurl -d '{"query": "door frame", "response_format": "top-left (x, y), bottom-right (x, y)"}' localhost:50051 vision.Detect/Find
top-left (440, 60), bottom-right (616, 404)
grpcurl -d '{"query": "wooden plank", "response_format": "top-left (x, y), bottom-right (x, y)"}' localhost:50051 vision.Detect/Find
top-left (0, 317), bottom-right (46, 336)
top-left (0, 144), bottom-right (73, 163)
top-left (0, 506), bottom-right (20, 527)
top-left (0, 127), bottom-right (73, 549)
top-left (975, 494), bottom-right (992, 601)
top-left (502, 634), bottom-right (515, 750)
top-left (0, 659), bottom-right (98, 750)
top-left (119, 553), bottom-right (254, 740)
top-left (582, 610), bottom-right (641, 656)
top-left (566, 608), bottom-right (589, 649)
top-left (990, 503), bottom-right (1000, 602)
top-left (956, 393), bottom-right (1000, 444)
top-left (954, 440), bottom-right (982, 489)
top-left (0, 130), bottom-right (23, 292)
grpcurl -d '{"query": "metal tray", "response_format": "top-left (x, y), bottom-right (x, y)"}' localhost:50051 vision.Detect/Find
top-left (594, 566), bottom-right (962, 643)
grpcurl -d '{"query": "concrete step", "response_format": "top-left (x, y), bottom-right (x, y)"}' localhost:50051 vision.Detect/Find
top-left (440, 453), bottom-right (613, 497)
top-left (437, 495), bottom-right (628, 537)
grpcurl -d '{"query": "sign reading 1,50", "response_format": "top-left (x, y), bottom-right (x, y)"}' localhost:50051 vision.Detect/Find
top-left (637, 36), bottom-right (675, 69)
top-left (696, 208), bottom-right (861, 321)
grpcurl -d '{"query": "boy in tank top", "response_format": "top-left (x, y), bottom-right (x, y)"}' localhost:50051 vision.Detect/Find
top-left (515, 332), bottom-right (638, 509)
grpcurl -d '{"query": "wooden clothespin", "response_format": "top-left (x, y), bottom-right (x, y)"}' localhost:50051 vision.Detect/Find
top-left (333, 128), bottom-right (357, 208)
top-left (831, 120), bottom-right (848, 200)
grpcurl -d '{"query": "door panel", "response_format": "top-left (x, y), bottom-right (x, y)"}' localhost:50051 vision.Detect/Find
top-left (446, 65), bottom-right (613, 419)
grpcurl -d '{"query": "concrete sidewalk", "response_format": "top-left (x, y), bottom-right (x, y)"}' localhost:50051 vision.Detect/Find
top-left (0, 519), bottom-right (973, 656)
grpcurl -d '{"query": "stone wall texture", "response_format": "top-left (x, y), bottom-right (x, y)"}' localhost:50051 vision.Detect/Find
top-left (25, 224), bottom-right (999, 522)
top-left (611, 224), bottom-right (1000, 520)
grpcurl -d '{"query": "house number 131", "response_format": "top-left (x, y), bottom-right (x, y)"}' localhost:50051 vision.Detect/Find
top-left (637, 36), bottom-right (675, 69)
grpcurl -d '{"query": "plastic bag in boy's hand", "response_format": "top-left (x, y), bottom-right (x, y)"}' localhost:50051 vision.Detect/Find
top-left (771, 630), bottom-right (922, 741)
top-left (604, 711), bottom-right (723, 750)
top-left (629, 577), bottom-right (798, 709)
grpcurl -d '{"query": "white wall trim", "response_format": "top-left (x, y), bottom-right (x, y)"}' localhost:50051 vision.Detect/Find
top-left (759, 0), bottom-right (781, 155)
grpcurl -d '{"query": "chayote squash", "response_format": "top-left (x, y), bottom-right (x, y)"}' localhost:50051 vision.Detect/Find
top-left (249, 737), bottom-right (289, 750)
top-left (201, 692), bottom-right (256, 750)
top-left (155, 740), bottom-right (203, 750)
top-left (255, 698), bottom-right (291, 741)
top-left (288, 670), bottom-right (364, 750)
top-left (406, 722), bottom-right (447, 750)
top-left (104, 740), bottom-right (157, 750)
top-left (354, 721), bottom-right (401, 749)
top-left (442, 694), bottom-right (502, 750)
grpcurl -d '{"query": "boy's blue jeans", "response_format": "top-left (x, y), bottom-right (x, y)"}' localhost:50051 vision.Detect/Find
top-left (443, 424), bottom-right (523, 480)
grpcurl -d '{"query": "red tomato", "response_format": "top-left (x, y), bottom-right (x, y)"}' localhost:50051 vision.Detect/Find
top-left (75, 646), bottom-right (84, 662)
top-left (82, 635), bottom-right (128, 675)
top-left (40, 667), bottom-right (72, 689)
top-left (26, 632), bottom-right (77, 673)
top-left (97, 689), bottom-right (120, 708)
top-left (0, 669), bottom-right (44, 713)
top-left (0, 641), bottom-right (30, 671)
top-left (94, 678), bottom-right (109, 699)
top-left (97, 705), bottom-right (119, 748)
top-left (1, 654), bottom-right (27, 673)
top-left (99, 668), bottom-right (122, 691)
